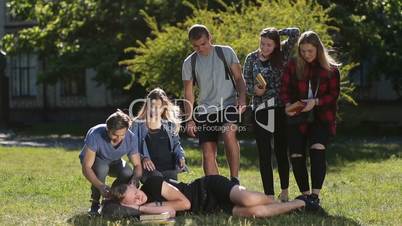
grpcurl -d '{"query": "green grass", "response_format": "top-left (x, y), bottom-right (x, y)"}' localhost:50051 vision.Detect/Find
top-left (0, 137), bottom-right (401, 225)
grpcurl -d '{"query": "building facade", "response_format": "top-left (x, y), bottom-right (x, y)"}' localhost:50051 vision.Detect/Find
top-left (0, 0), bottom-right (131, 124)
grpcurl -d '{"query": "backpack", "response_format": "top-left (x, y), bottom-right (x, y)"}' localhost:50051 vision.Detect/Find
top-left (190, 46), bottom-right (238, 95)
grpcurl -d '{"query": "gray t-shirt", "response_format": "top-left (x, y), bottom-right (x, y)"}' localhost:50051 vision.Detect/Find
top-left (182, 45), bottom-right (240, 113)
top-left (79, 124), bottom-right (138, 162)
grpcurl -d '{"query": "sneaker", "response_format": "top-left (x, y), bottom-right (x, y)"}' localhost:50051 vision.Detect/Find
top-left (308, 193), bottom-right (320, 205)
top-left (87, 201), bottom-right (100, 216)
top-left (230, 177), bottom-right (240, 185)
top-left (295, 195), bottom-right (320, 212)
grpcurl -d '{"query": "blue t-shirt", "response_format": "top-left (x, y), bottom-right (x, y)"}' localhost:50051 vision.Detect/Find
top-left (79, 124), bottom-right (138, 162)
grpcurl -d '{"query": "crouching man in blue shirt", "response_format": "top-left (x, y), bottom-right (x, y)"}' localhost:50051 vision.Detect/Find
top-left (79, 110), bottom-right (142, 215)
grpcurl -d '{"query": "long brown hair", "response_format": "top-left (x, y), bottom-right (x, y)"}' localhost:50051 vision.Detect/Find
top-left (260, 27), bottom-right (282, 69)
top-left (296, 31), bottom-right (340, 79)
top-left (135, 88), bottom-right (181, 134)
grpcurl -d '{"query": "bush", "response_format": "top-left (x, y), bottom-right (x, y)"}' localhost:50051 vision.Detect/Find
top-left (122, 0), bottom-right (354, 104)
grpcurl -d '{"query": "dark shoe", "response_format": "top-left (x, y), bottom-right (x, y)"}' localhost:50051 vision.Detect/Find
top-left (230, 177), bottom-right (240, 185)
top-left (87, 201), bottom-right (100, 216)
top-left (295, 195), bottom-right (320, 212)
top-left (308, 193), bottom-right (320, 205)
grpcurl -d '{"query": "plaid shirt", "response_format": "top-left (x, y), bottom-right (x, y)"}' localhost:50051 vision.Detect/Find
top-left (280, 59), bottom-right (340, 135)
top-left (243, 28), bottom-right (300, 108)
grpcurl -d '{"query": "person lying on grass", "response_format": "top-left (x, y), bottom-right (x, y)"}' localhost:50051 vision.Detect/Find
top-left (102, 175), bottom-right (320, 219)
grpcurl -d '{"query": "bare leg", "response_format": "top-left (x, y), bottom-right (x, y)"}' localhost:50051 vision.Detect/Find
top-left (232, 200), bottom-right (305, 217)
top-left (222, 123), bottom-right (240, 178)
top-left (201, 141), bottom-right (219, 175)
top-left (229, 185), bottom-right (277, 207)
top-left (312, 189), bottom-right (320, 196)
top-left (279, 188), bottom-right (289, 201)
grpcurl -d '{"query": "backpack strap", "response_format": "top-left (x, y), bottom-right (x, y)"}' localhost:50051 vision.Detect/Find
top-left (215, 46), bottom-right (238, 96)
top-left (190, 52), bottom-right (197, 86)
top-left (190, 46), bottom-right (238, 97)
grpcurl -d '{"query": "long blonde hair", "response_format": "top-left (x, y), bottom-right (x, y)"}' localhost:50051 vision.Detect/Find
top-left (135, 88), bottom-right (181, 134)
top-left (296, 31), bottom-right (340, 79)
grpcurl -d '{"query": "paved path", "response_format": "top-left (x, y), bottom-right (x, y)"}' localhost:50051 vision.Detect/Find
top-left (0, 129), bottom-right (258, 149)
top-left (0, 130), bottom-right (83, 149)
top-left (1, 129), bottom-right (400, 150)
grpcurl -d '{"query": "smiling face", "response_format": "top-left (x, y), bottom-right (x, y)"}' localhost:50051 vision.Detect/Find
top-left (107, 128), bottom-right (127, 145)
top-left (300, 43), bottom-right (317, 63)
top-left (191, 34), bottom-right (213, 56)
top-left (120, 184), bottom-right (148, 206)
top-left (260, 36), bottom-right (276, 58)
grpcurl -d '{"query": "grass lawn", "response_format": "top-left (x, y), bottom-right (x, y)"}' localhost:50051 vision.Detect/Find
top-left (0, 136), bottom-right (401, 225)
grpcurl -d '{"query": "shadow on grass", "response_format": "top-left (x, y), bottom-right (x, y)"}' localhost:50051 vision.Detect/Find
top-left (67, 214), bottom-right (140, 226)
top-left (67, 210), bottom-right (361, 226)
top-left (188, 135), bottom-right (402, 171)
top-left (326, 136), bottom-right (402, 167)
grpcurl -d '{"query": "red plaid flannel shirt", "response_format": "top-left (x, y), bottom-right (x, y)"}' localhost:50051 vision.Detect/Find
top-left (280, 59), bottom-right (340, 135)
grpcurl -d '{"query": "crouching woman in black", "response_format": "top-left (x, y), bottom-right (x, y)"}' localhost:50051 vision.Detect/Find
top-left (103, 175), bottom-right (320, 218)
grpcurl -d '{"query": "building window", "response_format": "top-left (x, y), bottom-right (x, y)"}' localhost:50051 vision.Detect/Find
top-left (10, 53), bottom-right (37, 97)
top-left (61, 72), bottom-right (86, 97)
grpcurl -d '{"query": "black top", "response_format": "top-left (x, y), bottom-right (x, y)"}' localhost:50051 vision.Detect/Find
top-left (142, 176), bottom-right (236, 214)
top-left (260, 59), bottom-right (270, 68)
top-left (145, 128), bottom-right (174, 171)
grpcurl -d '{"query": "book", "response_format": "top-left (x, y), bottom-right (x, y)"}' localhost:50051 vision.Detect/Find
top-left (256, 73), bottom-right (267, 88)
top-left (140, 212), bottom-right (170, 221)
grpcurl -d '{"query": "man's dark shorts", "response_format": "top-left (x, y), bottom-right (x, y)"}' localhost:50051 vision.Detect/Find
top-left (194, 106), bottom-right (239, 144)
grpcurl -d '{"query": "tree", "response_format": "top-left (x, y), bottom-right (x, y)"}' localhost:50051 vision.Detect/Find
top-left (0, 0), bottom-right (246, 91)
top-left (318, 0), bottom-right (402, 97)
top-left (3, 0), bottom-right (131, 88)
top-left (121, 0), bottom-right (354, 105)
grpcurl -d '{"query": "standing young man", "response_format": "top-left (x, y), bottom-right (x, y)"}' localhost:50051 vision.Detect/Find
top-left (182, 24), bottom-right (247, 184)
top-left (79, 110), bottom-right (142, 215)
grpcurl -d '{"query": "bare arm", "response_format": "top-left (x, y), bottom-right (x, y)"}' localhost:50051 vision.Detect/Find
top-left (81, 147), bottom-right (109, 194)
top-left (160, 181), bottom-right (191, 211)
top-left (121, 203), bottom-right (176, 218)
top-left (231, 63), bottom-right (247, 112)
top-left (183, 80), bottom-right (195, 118)
top-left (183, 80), bottom-right (197, 137)
top-left (129, 153), bottom-right (143, 178)
top-left (139, 204), bottom-right (176, 217)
